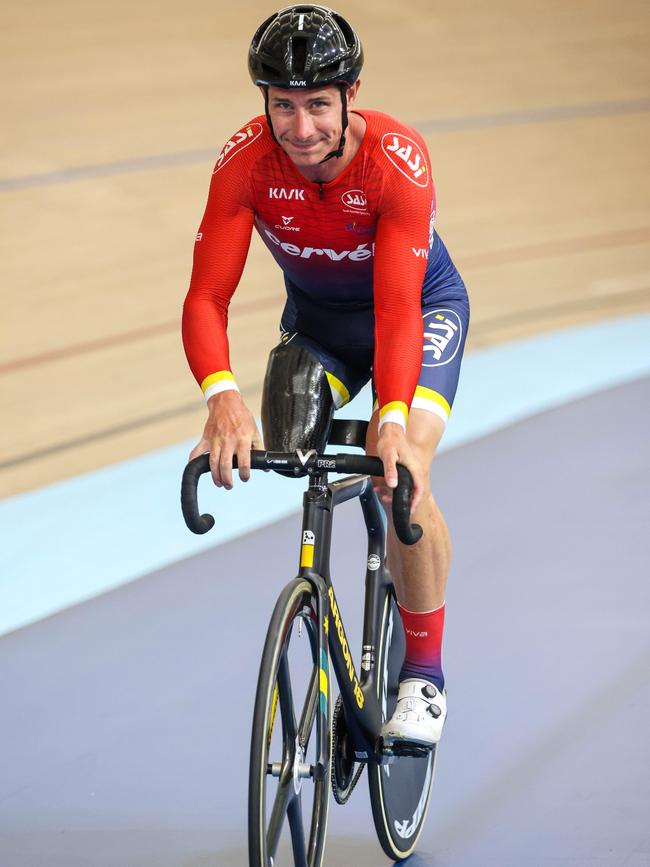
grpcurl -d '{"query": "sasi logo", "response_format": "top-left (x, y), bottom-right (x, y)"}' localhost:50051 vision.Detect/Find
top-left (213, 122), bottom-right (263, 173)
top-left (381, 132), bottom-right (429, 188)
top-left (422, 308), bottom-right (463, 367)
top-left (341, 189), bottom-right (368, 211)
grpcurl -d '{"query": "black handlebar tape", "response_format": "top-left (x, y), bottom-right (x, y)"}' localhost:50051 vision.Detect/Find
top-left (181, 451), bottom-right (422, 544)
top-left (181, 454), bottom-right (215, 535)
top-left (334, 453), bottom-right (383, 476)
top-left (392, 464), bottom-right (423, 546)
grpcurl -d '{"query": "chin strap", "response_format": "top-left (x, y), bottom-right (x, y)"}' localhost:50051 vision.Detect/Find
top-left (263, 87), bottom-right (280, 147)
top-left (319, 84), bottom-right (349, 163)
top-left (263, 84), bottom-right (349, 162)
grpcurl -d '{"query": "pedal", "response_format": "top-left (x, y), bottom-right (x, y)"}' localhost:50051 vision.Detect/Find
top-left (377, 736), bottom-right (434, 760)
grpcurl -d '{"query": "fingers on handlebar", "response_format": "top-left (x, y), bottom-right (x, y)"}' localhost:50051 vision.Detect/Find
top-left (383, 454), bottom-right (398, 489)
top-left (209, 446), bottom-right (227, 489)
top-left (237, 444), bottom-right (252, 482)
top-left (209, 441), bottom-right (256, 488)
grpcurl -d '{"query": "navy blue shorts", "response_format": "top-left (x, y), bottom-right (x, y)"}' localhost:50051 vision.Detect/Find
top-left (279, 295), bottom-right (470, 426)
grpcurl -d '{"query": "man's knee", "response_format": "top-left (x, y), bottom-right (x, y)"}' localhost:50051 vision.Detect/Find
top-left (261, 341), bottom-right (334, 452)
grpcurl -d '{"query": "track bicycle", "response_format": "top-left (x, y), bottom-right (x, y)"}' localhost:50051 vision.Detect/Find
top-left (181, 418), bottom-right (438, 865)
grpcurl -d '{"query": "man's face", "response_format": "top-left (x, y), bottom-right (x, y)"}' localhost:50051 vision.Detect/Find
top-left (265, 83), bottom-right (359, 167)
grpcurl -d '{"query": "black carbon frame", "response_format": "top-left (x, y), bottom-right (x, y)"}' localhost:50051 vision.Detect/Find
top-left (296, 471), bottom-right (394, 763)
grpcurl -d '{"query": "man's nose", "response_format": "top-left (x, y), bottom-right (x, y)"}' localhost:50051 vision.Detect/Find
top-left (293, 109), bottom-right (315, 139)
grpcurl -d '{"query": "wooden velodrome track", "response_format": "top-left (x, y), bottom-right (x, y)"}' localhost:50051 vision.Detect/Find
top-left (1, 0), bottom-right (649, 498)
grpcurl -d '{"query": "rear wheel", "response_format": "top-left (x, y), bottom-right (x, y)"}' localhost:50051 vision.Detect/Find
top-left (248, 579), bottom-right (331, 867)
top-left (367, 593), bottom-right (437, 860)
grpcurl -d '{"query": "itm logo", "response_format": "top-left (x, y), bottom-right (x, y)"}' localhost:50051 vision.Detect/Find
top-left (341, 189), bottom-right (368, 211)
top-left (268, 187), bottom-right (306, 200)
top-left (381, 133), bottom-right (429, 188)
top-left (346, 221), bottom-right (375, 235)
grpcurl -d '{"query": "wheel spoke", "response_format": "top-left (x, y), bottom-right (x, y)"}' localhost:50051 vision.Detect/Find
top-left (278, 646), bottom-right (297, 743)
top-left (267, 775), bottom-right (294, 860)
top-left (297, 665), bottom-right (320, 753)
top-left (287, 792), bottom-right (308, 867)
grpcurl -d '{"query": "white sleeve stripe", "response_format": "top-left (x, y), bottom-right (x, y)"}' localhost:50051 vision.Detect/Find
top-left (204, 379), bottom-right (240, 402)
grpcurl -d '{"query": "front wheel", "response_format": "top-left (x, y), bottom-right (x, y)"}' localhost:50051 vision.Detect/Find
top-left (248, 579), bottom-right (331, 867)
top-left (367, 593), bottom-right (437, 860)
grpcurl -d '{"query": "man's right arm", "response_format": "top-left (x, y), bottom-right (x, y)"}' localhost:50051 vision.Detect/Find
top-left (182, 127), bottom-right (263, 486)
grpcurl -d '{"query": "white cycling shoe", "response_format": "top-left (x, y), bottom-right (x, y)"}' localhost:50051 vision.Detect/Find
top-left (381, 678), bottom-right (447, 747)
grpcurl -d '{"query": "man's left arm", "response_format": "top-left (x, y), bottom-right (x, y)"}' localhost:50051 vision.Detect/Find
top-left (372, 135), bottom-right (435, 504)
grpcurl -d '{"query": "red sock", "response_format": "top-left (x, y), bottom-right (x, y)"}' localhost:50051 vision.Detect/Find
top-left (399, 602), bottom-right (445, 690)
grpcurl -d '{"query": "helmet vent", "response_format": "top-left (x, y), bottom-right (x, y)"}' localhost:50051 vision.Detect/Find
top-left (316, 60), bottom-right (342, 80)
top-left (260, 62), bottom-right (282, 80)
top-left (291, 36), bottom-right (308, 75)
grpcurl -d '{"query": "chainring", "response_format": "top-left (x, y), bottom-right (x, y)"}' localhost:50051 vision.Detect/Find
top-left (331, 694), bottom-right (364, 804)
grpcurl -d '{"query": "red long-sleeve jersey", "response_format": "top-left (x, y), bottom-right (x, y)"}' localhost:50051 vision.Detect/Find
top-left (183, 109), bottom-right (435, 430)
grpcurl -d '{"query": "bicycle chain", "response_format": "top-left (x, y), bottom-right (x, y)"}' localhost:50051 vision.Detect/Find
top-left (331, 695), bottom-right (365, 805)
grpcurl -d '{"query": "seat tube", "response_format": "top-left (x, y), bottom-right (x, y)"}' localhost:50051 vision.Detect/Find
top-left (359, 485), bottom-right (390, 691)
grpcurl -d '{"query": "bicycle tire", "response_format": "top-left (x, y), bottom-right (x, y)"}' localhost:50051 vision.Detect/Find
top-left (367, 592), bottom-right (438, 860)
top-left (248, 579), bottom-right (331, 867)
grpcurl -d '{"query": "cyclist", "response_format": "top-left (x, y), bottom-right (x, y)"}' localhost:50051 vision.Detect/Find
top-left (182, 5), bottom-right (469, 749)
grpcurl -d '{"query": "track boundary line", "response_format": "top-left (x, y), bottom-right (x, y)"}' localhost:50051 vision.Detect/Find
top-left (1, 98), bottom-right (649, 192)
top-left (2, 228), bottom-right (648, 377)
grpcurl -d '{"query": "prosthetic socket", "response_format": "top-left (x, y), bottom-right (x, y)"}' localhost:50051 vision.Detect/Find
top-left (261, 341), bottom-right (335, 455)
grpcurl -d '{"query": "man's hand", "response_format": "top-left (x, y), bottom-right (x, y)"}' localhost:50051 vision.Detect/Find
top-left (189, 391), bottom-right (262, 489)
top-left (374, 422), bottom-right (424, 514)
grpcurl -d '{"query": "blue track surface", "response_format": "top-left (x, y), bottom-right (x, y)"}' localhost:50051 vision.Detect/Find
top-left (1, 376), bottom-right (648, 865)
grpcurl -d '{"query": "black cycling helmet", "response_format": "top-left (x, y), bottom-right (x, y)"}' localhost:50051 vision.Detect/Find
top-left (248, 5), bottom-right (363, 162)
top-left (248, 5), bottom-right (363, 89)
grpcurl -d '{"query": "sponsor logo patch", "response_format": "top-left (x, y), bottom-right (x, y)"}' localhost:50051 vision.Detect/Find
top-left (341, 189), bottom-right (368, 211)
top-left (265, 229), bottom-right (374, 261)
top-left (381, 132), bottom-right (429, 188)
top-left (422, 308), bottom-right (463, 368)
top-left (346, 221), bottom-right (375, 235)
top-left (213, 122), bottom-right (263, 174)
top-left (274, 215), bottom-right (301, 232)
top-left (269, 187), bottom-right (306, 200)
